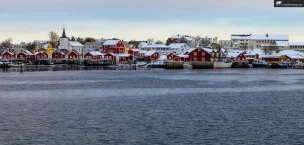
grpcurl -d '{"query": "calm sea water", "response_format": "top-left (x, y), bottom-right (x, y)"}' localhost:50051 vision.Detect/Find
top-left (1, 69), bottom-right (304, 144)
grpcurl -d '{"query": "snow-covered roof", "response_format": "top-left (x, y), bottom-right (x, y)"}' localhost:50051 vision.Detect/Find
top-left (42, 44), bottom-right (49, 49)
top-left (169, 43), bottom-right (189, 49)
top-left (2, 51), bottom-right (14, 55)
top-left (89, 51), bottom-right (103, 56)
top-left (251, 34), bottom-right (288, 40)
top-left (144, 51), bottom-right (157, 56)
top-left (276, 41), bottom-right (289, 47)
top-left (231, 34), bottom-right (289, 41)
top-left (103, 40), bottom-right (120, 45)
top-left (139, 42), bottom-right (148, 46)
top-left (138, 51), bottom-right (148, 54)
top-left (245, 49), bottom-right (264, 56)
top-left (23, 50), bottom-right (33, 55)
top-left (184, 37), bottom-right (193, 41)
top-left (278, 50), bottom-right (304, 59)
top-left (172, 34), bottom-right (184, 39)
top-left (177, 54), bottom-right (189, 58)
top-left (158, 55), bottom-right (167, 60)
top-left (69, 41), bottom-right (83, 47)
top-left (141, 44), bottom-right (170, 48)
top-left (202, 48), bottom-right (213, 53)
top-left (186, 48), bottom-right (196, 53)
top-left (118, 54), bottom-right (131, 57)
top-left (289, 42), bottom-right (304, 46)
top-left (131, 49), bottom-right (140, 52)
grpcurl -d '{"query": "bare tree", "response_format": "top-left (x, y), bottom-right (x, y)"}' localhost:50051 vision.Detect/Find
top-left (194, 36), bottom-right (201, 47)
top-left (1, 38), bottom-right (13, 48)
top-left (146, 38), bottom-right (154, 42)
top-left (25, 41), bottom-right (37, 52)
top-left (262, 41), bottom-right (278, 55)
top-left (155, 40), bottom-right (163, 44)
top-left (48, 31), bottom-right (59, 48)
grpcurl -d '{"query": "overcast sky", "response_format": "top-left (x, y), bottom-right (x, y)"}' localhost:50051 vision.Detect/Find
top-left (0, 0), bottom-right (303, 43)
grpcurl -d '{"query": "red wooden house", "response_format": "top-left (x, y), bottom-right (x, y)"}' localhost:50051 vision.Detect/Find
top-left (17, 50), bottom-right (34, 61)
top-left (84, 51), bottom-right (103, 60)
top-left (52, 50), bottom-right (65, 60)
top-left (228, 51), bottom-right (247, 62)
top-left (117, 54), bottom-right (133, 62)
top-left (167, 53), bottom-right (188, 62)
top-left (128, 49), bottom-right (140, 56)
top-left (143, 51), bottom-right (159, 60)
top-left (187, 47), bottom-right (214, 62)
top-left (102, 40), bottom-right (125, 54)
top-left (104, 53), bottom-right (116, 62)
top-left (34, 52), bottom-right (48, 60)
top-left (1, 50), bottom-right (14, 60)
top-left (67, 50), bottom-right (80, 60)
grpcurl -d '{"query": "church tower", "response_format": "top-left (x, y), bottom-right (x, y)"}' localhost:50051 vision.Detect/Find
top-left (58, 27), bottom-right (69, 50)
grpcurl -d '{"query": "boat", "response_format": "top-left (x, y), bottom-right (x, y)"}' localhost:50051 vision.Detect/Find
top-left (252, 60), bottom-right (268, 68)
top-left (213, 62), bottom-right (232, 69)
top-left (279, 61), bottom-right (293, 69)
top-left (293, 61), bottom-right (304, 69)
top-left (266, 63), bottom-right (281, 69)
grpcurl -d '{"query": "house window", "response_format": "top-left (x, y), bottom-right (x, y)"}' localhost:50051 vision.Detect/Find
top-left (257, 45), bottom-right (259, 48)
top-left (169, 56), bottom-right (172, 60)
top-left (202, 58), bottom-right (205, 61)
top-left (202, 52), bottom-right (205, 56)
top-left (194, 57), bottom-right (197, 61)
top-left (194, 52), bottom-right (197, 56)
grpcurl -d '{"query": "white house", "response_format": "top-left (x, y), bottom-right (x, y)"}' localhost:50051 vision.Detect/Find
top-left (289, 42), bottom-right (304, 52)
top-left (219, 40), bottom-right (232, 48)
top-left (83, 42), bottom-right (100, 54)
top-left (169, 43), bottom-right (190, 54)
top-left (68, 41), bottom-right (84, 54)
top-left (139, 44), bottom-right (171, 55)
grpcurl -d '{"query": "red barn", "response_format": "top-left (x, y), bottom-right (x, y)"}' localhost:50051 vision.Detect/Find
top-left (84, 51), bottom-right (103, 60)
top-left (34, 52), bottom-right (48, 60)
top-left (67, 50), bottom-right (80, 60)
top-left (143, 51), bottom-right (159, 60)
top-left (1, 51), bottom-right (14, 60)
top-left (102, 40), bottom-right (125, 54)
top-left (167, 53), bottom-right (188, 62)
top-left (187, 47), bottom-right (214, 62)
top-left (17, 51), bottom-right (33, 61)
top-left (104, 53), bottom-right (116, 62)
top-left (117, 54), bottom-right (133, 62)
top-left (128, 49), bottom-right (140, 56)
top-left (52, 50), bottom-right (65, 60)
top-left (228, 51), bottom-right (247, 62)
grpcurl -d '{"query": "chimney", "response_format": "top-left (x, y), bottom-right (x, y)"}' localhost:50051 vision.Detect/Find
top-left (178, 34), bottom-right (179, 36)
top-left (266, 33), bottom-right (268, 37)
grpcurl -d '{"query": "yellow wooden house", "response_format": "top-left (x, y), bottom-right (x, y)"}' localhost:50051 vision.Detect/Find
top-left (123, 41), bottom-right (130, 54)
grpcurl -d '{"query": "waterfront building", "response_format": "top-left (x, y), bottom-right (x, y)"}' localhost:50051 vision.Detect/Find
top-left (102, 40), bottom-right (125, 54)
top-left (167, 53), bottom-right (188, 62)
top-left (139, 44), bottom-right (171, 55)
top-left (67, 50), bottom-right (80, 60)
top-left (84, 51), bottom-right (103, 60)
top-left (168, 43), bottom-right (190, 54)
top-left (51, 50), bottom-right (65, 60)
top-left (1, 49), bottom-right (15, 60)
top-left (231, 34), bottom-right (289, 50)
top-left (83, 42), bottom-right (100, 54)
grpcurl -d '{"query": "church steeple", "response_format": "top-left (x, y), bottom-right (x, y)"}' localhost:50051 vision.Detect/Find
top-left (60, 26), bottom-right (67, 38)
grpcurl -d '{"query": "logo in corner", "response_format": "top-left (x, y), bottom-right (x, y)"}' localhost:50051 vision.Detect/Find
top-left (276, 1), bottom-right (282, 6)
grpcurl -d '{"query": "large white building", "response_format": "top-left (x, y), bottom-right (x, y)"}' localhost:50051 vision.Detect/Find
top-left (168, 43), bottom-right (190, 54)
top-left (231, 34), bottom-right (289, 50)
top-left (139, 44), bottom-right (171, 55)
